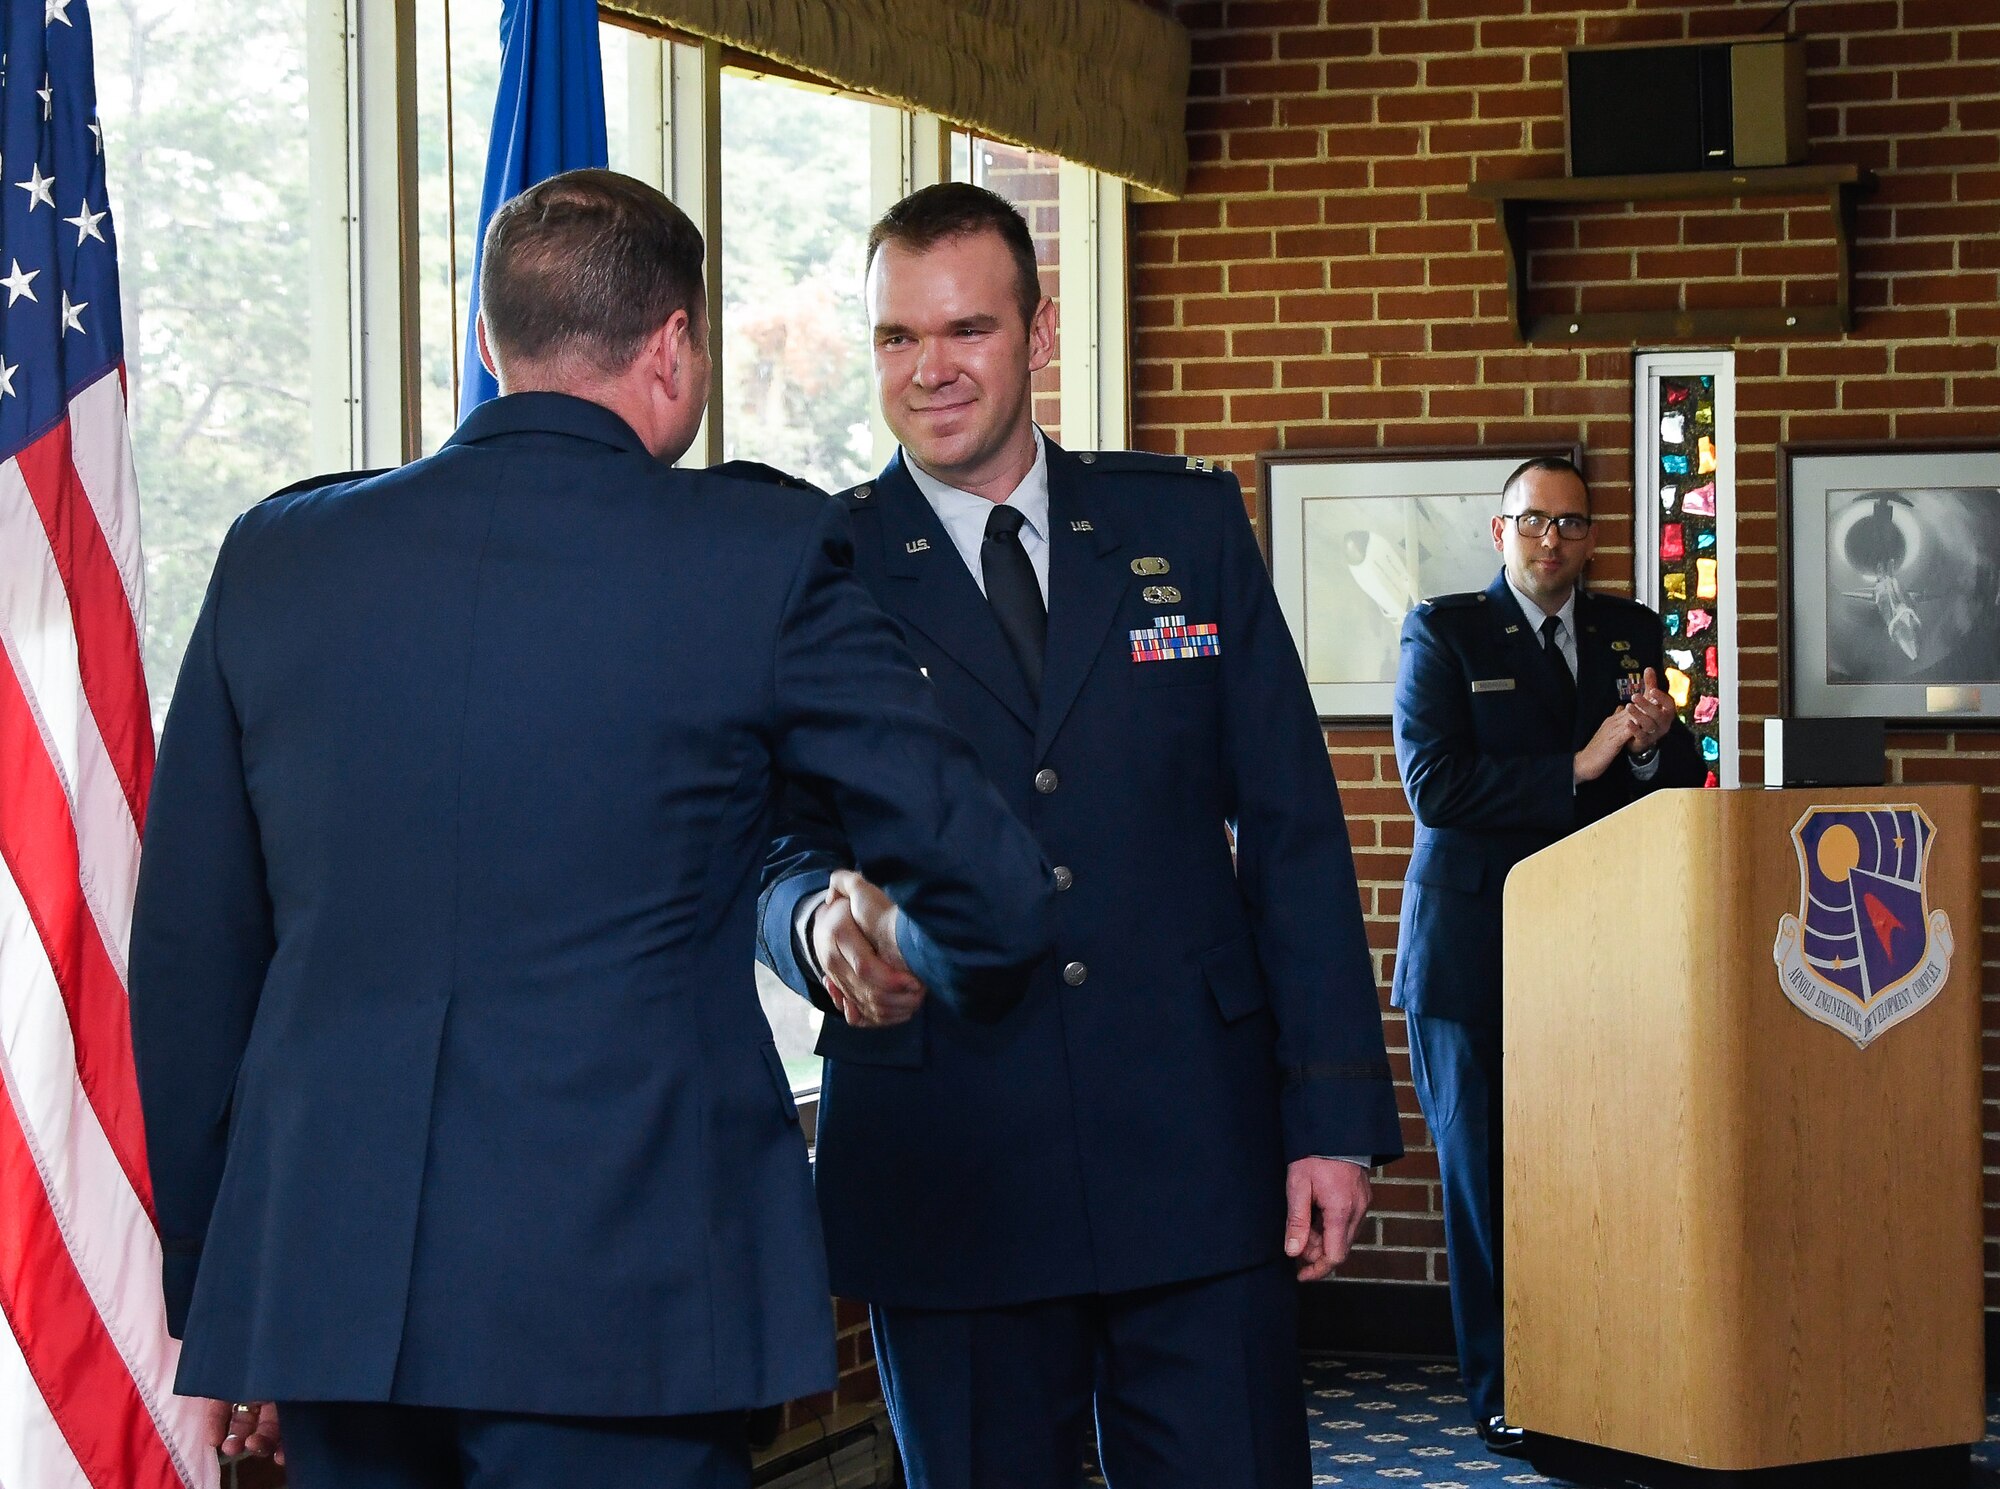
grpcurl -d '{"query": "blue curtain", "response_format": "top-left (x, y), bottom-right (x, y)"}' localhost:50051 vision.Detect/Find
top-left (458, 0), bottom-right (608, 419)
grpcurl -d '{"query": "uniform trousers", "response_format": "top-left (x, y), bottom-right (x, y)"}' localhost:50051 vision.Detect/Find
top-left (870, 1258), bottom-right (1309, 1489)
top-left (1404, 1010), bottom-right (1506, 1423)
top-left (277, 1401), bottom-right (750, 1489)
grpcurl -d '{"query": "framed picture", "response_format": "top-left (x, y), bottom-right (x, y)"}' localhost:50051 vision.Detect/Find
top-left (1257, 446), bottom-right (1580, 722)
top-left (1781, 443), bottom-right (2000, 723)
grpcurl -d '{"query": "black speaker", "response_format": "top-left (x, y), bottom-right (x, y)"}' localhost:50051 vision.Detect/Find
top-left (1565, 37), bottom-right (1806, 177)
top-left (1762, 717), bottom-right (1887, 788)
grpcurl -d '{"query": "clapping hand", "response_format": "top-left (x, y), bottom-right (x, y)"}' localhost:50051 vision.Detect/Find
top-left (1621, 666), bottom-right (1675, 754)
top-left (813, 870), bottom-right (928, 1028)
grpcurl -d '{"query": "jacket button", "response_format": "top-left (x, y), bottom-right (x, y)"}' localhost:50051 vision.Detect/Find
top-left (854, 484), bottom-right (872, 500)
top-left (1079, 452), bottom-right (1097, 465)
top-left (1052, 865), bottom-right (1074, 891)
top-left (1034, 768), bottom-right (1059, 794)
top-left (1062, 961), bottom-right (1088, 986)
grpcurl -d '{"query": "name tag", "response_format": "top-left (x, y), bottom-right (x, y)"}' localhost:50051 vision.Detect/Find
top-left (1471, 678), bottom-right (1516, 694)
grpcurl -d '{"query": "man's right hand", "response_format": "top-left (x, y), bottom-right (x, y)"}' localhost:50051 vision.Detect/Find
top-left (812, 870), bottom-right (928, 1028)
top-left (1573, 708), bottom-right (1640, 784)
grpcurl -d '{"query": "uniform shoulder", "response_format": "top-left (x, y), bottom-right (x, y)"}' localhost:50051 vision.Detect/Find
top-left (707, 459), bottom-right (829, 497)
top-left (1074, 449), bottom-right (1238, 487)
top-left (258, 467), bottom-right (391, 506)
top-left (1586, 590), bottom-right (1667, 627)
top-left (1412, 590), bottom-right (1489, 614)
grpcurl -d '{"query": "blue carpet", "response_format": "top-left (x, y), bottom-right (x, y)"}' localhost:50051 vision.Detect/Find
top-left (1290, 1355), bottom-right (2000, 1487)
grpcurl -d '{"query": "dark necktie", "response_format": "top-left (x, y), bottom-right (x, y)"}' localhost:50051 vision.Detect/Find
top-left (1540, 613), bottom-right (1577, 715)
top-left (982, 503), bottom-right (1045, 699)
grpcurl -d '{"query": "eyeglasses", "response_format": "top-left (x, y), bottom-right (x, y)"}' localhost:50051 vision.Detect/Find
top-left (1503, 510), bottom-right (1593, 541)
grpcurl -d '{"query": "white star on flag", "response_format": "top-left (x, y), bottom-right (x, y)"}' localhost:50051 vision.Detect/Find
top-left (47, 0), bottom-right (74, 23)
top-left (0, 356), bottom-right (16, 400)
top-left (65, 199), bottom-right (106, 245)
top-left (1, 259), bottom-right (37, 305)
top-left (59, 291), bottom-right (86, 335)
top-left (37, 79), bottom-right (53, 120)
top-left (88, 118), bottom-right (103, 152)
top-left (16, 161), bottom-right (54, 210)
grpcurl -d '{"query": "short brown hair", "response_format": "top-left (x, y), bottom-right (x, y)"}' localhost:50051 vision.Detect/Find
top-left (1501, 454), bottom-right (1589, 509)
top-left (865, 182), bottom-right (1043, 327)
top-left (480, 169), bottom-right (706, 376)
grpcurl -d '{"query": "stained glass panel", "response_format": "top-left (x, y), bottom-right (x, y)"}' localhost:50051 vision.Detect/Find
top-left (1655, 374), bottom-right (1722, 787)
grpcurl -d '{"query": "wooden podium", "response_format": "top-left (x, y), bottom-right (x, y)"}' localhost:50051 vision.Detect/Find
top-left (1503, 785), bottom-right (1984, 1473)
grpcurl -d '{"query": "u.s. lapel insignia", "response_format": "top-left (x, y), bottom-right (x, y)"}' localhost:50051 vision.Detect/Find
top-left (1504, 624), bottom-right (1521, 635)
top-left (905, 538), bottom-right (931, 554)
top-left (1071, 520), bottom-right (1094, 532)
top-left (1143, 585), bottom-right (1181, 604)
top-left (1131, 556), bottom-right (1171, 576)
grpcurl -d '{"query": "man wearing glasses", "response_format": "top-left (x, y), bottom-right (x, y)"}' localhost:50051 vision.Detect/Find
top-left (1390, 454), bottom-right (1701, 1454)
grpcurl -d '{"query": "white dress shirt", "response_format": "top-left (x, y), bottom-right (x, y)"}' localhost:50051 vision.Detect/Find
top-left (904, 428), bottom-right (1053, 603)
top-left (1505, 578), bottom-right (1658, 782)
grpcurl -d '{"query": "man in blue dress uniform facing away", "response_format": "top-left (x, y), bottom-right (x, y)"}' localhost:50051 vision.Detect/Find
top-left (128, 170), bottom-right (1056, 1489)
top-left (1391, 455), bottom-right (1701, 1453)
top-left (758, 184), bottom-right (1403, 1488)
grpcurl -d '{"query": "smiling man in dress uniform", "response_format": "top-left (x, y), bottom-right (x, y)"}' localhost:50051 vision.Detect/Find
top-left (1391, 455), bottom-right (1702, 1454)
top-left (756, 183), bottom-right (1403, 1488)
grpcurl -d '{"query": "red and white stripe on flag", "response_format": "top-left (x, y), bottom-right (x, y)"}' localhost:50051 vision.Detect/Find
top-left (1, 379), bottom-right (218, 1489)
top-left (1, 0), bottom-right (219, 1476)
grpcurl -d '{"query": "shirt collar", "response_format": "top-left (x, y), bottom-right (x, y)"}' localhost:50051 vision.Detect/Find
top-left (1505, 574), bottom-right (1577, 638)
top-left (903, 428), bottom-right (1050, 541)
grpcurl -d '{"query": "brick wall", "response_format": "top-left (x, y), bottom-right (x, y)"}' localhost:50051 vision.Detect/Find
top-left (1133, 0), bottom-right (2000, 1296)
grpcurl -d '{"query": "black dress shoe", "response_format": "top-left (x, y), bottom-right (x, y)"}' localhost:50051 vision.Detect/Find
top-left (1477, 1414), bottom-right (1527, 1456)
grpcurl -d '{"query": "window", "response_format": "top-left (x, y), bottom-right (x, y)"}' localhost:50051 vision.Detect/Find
top-left (955, 135), bottom-right (1063, 442)
top-left (717, 73), bottom-right (886, 493)
top-left (94, 0), bottom-right (316, 723)
top-left (414, 0), bottom-right (502, 455)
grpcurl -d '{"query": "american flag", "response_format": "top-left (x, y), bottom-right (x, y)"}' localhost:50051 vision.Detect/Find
top-left (1, 2), bottom-right (215, 1486)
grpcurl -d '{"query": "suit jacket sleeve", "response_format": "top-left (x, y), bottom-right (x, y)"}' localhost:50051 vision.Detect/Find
top-left (128, 517), bottom-right (276, 1336)
top-left (1218, 482), bottom-right (1401, 1165)
top-left (756, 779), bottom-right (840, 1012)
top-left (768, 502), bottom-right (1054, 1023)
top-left (1392, 607), bottom-right (1576, 833)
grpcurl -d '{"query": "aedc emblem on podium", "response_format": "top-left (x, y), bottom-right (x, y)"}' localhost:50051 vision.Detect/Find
top-left (1772, 804), bottom-right (1953, 1049)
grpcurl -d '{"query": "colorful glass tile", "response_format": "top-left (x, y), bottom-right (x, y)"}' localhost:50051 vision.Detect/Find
top-left (1666, 611), bottom-right (1682, 634)
top-left (1682, 482), bottom-right (1716, 517)
top-left (1697, 530), bottom-right (1715, 550)
top-left (1696, 558), bottom-right (1718, 600)
top-left (1702, 736), bottom-right (1721, 762)
top-left (1666, 668), bottom-right (1693, 708)
top-left (1669, 648), bottom-right (1695, 671)
top-left (1706, 645), bottom-right (1719, 676)
top-left (1698, 436), bottom-right (1717, 475)
top-left (1661, 524), bottom-right (1686, 561)
top-left (1663, 453), bottom-right (1690, 475)
top-left (1660, 484), bottom-right (1679, 511)
top-left (1686, 607), bottom-right (1712, 637)
top-left (1694, 695), bottom-right (1720, 724)
top-left (1665, 572), bottom-right (1687, 600)
top-left (1661, 412), bottom-right (1687, 443)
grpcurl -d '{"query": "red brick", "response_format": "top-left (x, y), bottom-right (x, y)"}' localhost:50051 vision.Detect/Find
top-left (1133, 264), bottom-right (1225, 297)
top-left (1187, 97), bottom-right (1277, 134)
top-left (1684, 211), bottom-right (1787, 245)
top-left (1224, 61), bottom-right (1325, 95)
top-left (1425, 53), bottom-right (1524, 87)
top-left (1843, 377), bottom-right (1951, 411)
top-left (1538, 249), bottom-right (1637, 282)
top-left (1278, 290), bottom-right (1377, 323)
top-left (1177, 230), bottom-right (1275, 263)
top-left (1376, 21), bottom-right (1478, 55)
top-left (1182, 360), bottom-right (1275, 392)
top-left (1848, 101), bottom-right (1957, 137)
top-left (1373, 155), bottom-right (1476, 187)
top-left (1902, 134), bottom-right (2000, 169)
top-left (1428, 121), bottom-right (1529, 154)
top-left (1331, 256), bottom-right (1428, 289)
top-left (1288, 87), bottom-right (1382, 124)
top-left (1475, 84), bottom-right (1564, 121)
top-left (1379, 90), bottom-right (1477, 124)
top-left (1322, 191), bottom-right (1425, 225)
top-left (1182, 294), bottom-right (1278, 325)
top-left (1784, 345), bottom-right (1889, 377)
top-left (1275, 226), bottom-right (1373, 257)
top-left (1893, 272), bottom-right (2000, 306)
top-left (1583, 11), bottom-right (1685, 43)
top-left (1269, 159), bottom-right (1371, 192)
top-left (1325, 126), bottom-right (1425, 159)
top-left (1226, 195), bottom-right (1321, 228)
top-left (1478, 16), bottom-right (1580, 47)
top-left (1134, 328), bottom-right (1228, 361)
top-left (1230, 390), bottom-right (1326, 422)
top-left (1279, 356), bottom-right (1376, 387)
top-left (1323, 58), bottom-right (1423, 92)
top-left (1232, 326), bottom-right (1325, 357)
top-left (1897, 343), bottom-right (1998, 374)
top-left (1276, 27), bottom-right (1378, 60)
top-left (1376, 288), bottom-right (1480, 320)
top-left (1330, 320), bottom-right (1431, 353)
top-left (1428, 255), bottom-right (1507, 287)
top-left (1430, 385), bottom-right (1529, 418)
top-left (1229, 128), bottom-right (1323, 161)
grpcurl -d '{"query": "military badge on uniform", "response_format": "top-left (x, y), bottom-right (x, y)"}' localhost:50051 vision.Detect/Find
top-left (1071, 520), bottom-right (1094, 532)
top-left (1142, 585), bottom-right (1181, 604)
top-left (1130, 614), bottom-right (1220, 663)
top-left (905, 538), bottom-right (931, 554)
top-left (1131, 556), bottom-right (1171, 576)
top-left (1772, 804), bottom-right (1953, 1049)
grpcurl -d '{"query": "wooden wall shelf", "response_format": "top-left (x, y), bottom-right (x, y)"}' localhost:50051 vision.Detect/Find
top-left (1466, 164), bottom-right (1874, 344)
